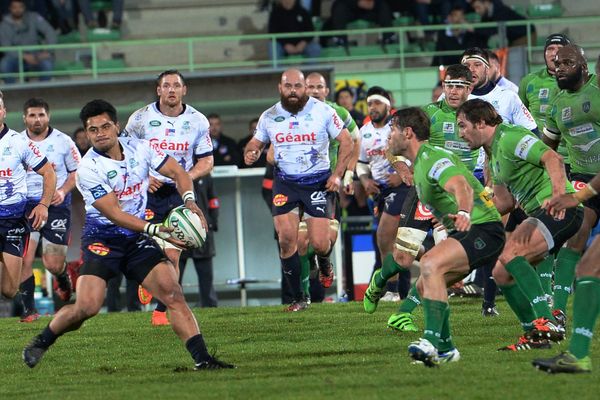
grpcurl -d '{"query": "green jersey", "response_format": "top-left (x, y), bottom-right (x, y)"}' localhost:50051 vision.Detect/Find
top-left (545, 75), bottom-right (600, 175)
top-left (413, 143), bottom-right (501, 230)
top-left (423, 100), bottom-right (480, 172)
top-left (490, 123), bottom-right (575, 214)
top-left (325, 100), bottom-right (358, 171)
top-left (519, 67), bottom-right (570, 163)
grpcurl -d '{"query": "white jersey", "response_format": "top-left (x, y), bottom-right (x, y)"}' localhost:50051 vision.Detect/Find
top-left (123, 102), bottom-right (213, 185)
top-left (255, 97), bottom-right (343, 182)
top-left (358, 121), bottom-right (394, 186)
top-left (23, 127), bottom-right (80, 206)
top-left (470, 85), bottom-right (536, 130)
top-left (76, 137), bottom-right (168, 238)
top-left (0, 126), bottom-right (48, 218)
top-left (496, 76), bottom-right (519, 93)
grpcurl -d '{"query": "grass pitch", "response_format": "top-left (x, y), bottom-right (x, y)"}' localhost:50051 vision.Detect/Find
top-left (2, 298), bottom-right (599, 399)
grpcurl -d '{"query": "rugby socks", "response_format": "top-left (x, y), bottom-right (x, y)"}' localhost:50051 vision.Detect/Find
top-left (438, 306), bottom-right (454, 353)
top-left (498, 283), bottom-right (536, 332)
top-left (155, 301), bottom-right (167, 313)
top-left (482, 262), bottom-right (497, 309)
top-left (535, 255), bottom-right (554, 300)
top-left (38, 325), bottom-right (60, 349)
top-left (20, 274), bottom-right (36, 313)
top-left (299, 253), bottom-right (310, 297)
top-left (398, 281), bottom-right (421, 313)
top-left (186, 334), bottom-right (211, 363)
top-left (422, 298), bottom-right (447, 349)
top-left (554, 247), bottom-right (580, 313)
top-left (375, 253), bottom-right (408, 288)
top-left (281, 252), bottom-right (303, 301)
top-left (505, 256), bottom-right (554, 321)
top-left (569, 277), bottom-right (600, 359)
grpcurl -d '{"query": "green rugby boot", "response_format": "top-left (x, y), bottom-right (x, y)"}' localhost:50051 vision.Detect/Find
top-left (533, 351), bottom-right (592, 374)
top-left (363, 269), bottom-right (384, 314)
top-left (387, 312), bottom-right (418, 332)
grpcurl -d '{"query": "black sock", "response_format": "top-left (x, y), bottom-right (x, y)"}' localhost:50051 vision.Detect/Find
top-left (482, 263), bottom-right (497, 308)
top-left (155, 301), bottom-right (167, 313)
top-left (56, 269), bottom-right (69, 285)
top-left (186, 334), bottom-right (210, 364)
top-left (20, 275), bottom-right (36, 313)
top-left (316, 254), bottom-right (331, 274)
top-left (281, 252), bottom-right (303, 301)
top-left (38, 325), bottom-right (59, 348)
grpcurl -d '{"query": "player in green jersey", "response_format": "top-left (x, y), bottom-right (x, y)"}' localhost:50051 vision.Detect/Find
top-left (542, 45), bottom-right (600, 323)
top-left (518, 33), bottom-right (572, 315)
top-left (458, 99), bottom-right (583, 351)
top-left (388, 107), bottom-right (505, 367)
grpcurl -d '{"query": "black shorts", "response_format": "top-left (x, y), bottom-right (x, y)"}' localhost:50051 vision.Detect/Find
top-left (146, 184), bottom-right (183, 223)
top-left (271, 175), bottom-right (334, 218)
top-left (526, 206), bottom-right (584, 254)
top-left (399, 186), bottom-right (435, 231)
top-left (450, 221), bottom-right (505, 272)
top-left (375, 184), bottom-right (410, 217)
top-left (0, 217), bottom-right (29, 257)
top-left (80, 234), bottom-right (167, 283)
top-left (25, 202), bottom-right (71, 245)
top-left (570, 173), bottom-right (600, 224)
top-left (505, 207), bottom-right (528, 233)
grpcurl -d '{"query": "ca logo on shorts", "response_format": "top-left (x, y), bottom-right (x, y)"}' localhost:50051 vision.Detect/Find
top-left (474, 237), bottom-right (486, 250)
top-left (310, 191), bottom-right (327, 205)
top-left (50, 218), bottom-right (68, 231)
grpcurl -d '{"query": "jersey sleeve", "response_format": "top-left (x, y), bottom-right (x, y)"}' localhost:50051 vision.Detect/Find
top-left (22, 139), bottom-right (48, 172)
top-left (357, 132), bottom-right (368, 163)
top-left (518, 74), bottom-right (532, 108)
top-left (323, 103), bottom-right (343, 139)
top-left (76, 160), bottom-right (111, 203)
top-left (64, 136), bottom-right (81, 173)
top-left (506, 132), bottom-right (548, 166)
top-left (254, 113), bottom-right (271, 144)
top-left (122, 108), bottom-right (145, 138)
top-left (543, 103), bottom-right (561, 140)
top-left (509, 92), bottom-right (537, 131)
top-left (426, 153), bottom-right (462, 188)
top-left (193, 114), bottom-right (213, 158)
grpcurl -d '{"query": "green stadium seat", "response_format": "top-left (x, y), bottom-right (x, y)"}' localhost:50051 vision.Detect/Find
top-left (57, 31), bottom-right (81, 44)
top-left (465, 13), bottom-right (481, 23)
top-left (393, 16), bottom-right (415, 27)
top-left (91, 0), bottom-right (112, 12)
top-left (348, 45), bottom-right (386, 57)
top-left (54, 60), bottom-right (86, 72)
top-left (510, 5), bottom-right (527, 17)
top-left (346, 19), bottom-right (375, 30)
top-left (86, 28), bottom-right (121, 42)
top-left (97, 58), bottom-right (126, 71)
top-left (319, 47), bottom-right (348, 58)
top-left (528, 3), bottom-right (563, 18)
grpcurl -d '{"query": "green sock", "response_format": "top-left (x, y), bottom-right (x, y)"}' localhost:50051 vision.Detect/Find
top-left (554, 247), bottom-right (581, 313)
top-left (498, 283), bottom-right (536, 332)
top-left (374, 253), bottom-right (408, 288)
top-left (438, 306), bottom-right (454, 353)
top-left (505, 256), bottom-right (554, 321)
top-left (422, 298), bottom-right (448, 349)
top-left (398, 281), bottom-right (421, 313)
top-left (535, 255), bottom-right (554, 299)
top-left (569, 276), bottom-right (600, 359)
top-left (306, 245), bottom-right (315, 260)
top-left (300, 253), bottom-right (310, 297)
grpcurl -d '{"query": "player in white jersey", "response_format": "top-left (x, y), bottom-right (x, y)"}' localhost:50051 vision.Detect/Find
top-left (123, 70), bottom-right (214, 326)
top-left (0, 91), bottom-right (56, 302)
top-left (23, 99), bottom-right (233, 370)
top-left (18, 98), bottom-right (80, 323)
top-left (356, 87), bottom-right (413, 313)
top-left (244, 68), bottom-right (353, 311)
top-left (487, 50), bottom-right (519, 93)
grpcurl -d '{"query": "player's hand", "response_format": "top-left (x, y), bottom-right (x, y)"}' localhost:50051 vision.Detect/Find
top-left (342, 170), bottom-right (354, 195)
top-left (51, 188), bottom-right (65, 206)
top-left (325, 175), bottom-right (341, 192)
top-left (362, 179), bottom-right (380, 195)
top-left (386, 171), bottom-right (404, 187)
top-left (544, 193), bottom-right (578, 217)
top-left (447, 211), bottom-right (471, 232)
top-left (148, 176), bottom-right (163, 193)
top-left (184, 200), bottom-right (209, 232)
top-left (29, 204), bottom-right (49, 231)
top-left (511, 220), bottom-right (537, 246)
top-left (391, 161), bottom-right (413, 186)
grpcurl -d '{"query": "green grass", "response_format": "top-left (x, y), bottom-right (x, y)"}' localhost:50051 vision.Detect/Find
top-left (2, 298), bottom-right (599, 399)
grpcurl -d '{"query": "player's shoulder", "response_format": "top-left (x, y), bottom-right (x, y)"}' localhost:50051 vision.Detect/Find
top-left (260, 103), bottom-right (284, 122)
top-left (359, 120), bottom-right (375, 135)
top-left (183, 104), bottom-right (208, 122)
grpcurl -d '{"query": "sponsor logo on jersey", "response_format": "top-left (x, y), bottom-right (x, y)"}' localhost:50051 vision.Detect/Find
top-left (366, 148), bottom-right (386, 157)
top-left (561, 107), bottom-right (572, 122)
top-left (363, 133), bottom-right (372, 138)
top-left (149, 138), bottom-right (190, 151)
top-left (582, 101), bottom-right (591, 113)
top-left (428, 158), bottom-right (453, 181)
top-left (539, 104), bottom-right (549, 114)
top-left (46, 145), bottom-right (54, 153)
top-left (107, 170), bottom-right (117, 179)
top-left (28, 141), bottom-right (43, 158)
top-left (414, 201), bottom-right (433, 220)
top-left (0, 167), bottom-right (12, 177)
top-left (274, 116), bottom-right (285, 122)
top-left (479, 188), bottom-right (494, 208)
top-left (289, 121), bottom-right (299, 129)
top-left (568, 123), bottom-right (594, 138)
top-left (88, 242), bottom-right (110, 256)
top-left (116, 182), bottom-right (142, 199)
top-left (70, 145), bottom-right (80, 163)
top-left (2, 147), bottom-right (10, 155)
top-left (515, 135), bottom-right (539, 160)
top-left (273, 193), bottom-right (288, 206)
top-left (144, 208), bottom-right (155, 220)
top-left (274, 132), bottom-right (317, 143)
top-left (332, 113), bottom-right (343, 130)
top-left (129, 158), bottom-right (139, 169)
top-left (444, 140), bottom-right (470, 152)
top-left (89, 184), bottom-right (108, 200)
top-left (304, 114), bottom-right (313, 121)
top-left (571, 180), bottom-right (587, 191)
top-left (442, 122), bottom-right (455, 134)
top-left (149, 120), bottom-right (161, 127)
top-left (538, 88), bottom-right (549, 99)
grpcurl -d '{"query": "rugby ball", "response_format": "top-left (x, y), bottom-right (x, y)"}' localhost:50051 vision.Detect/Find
top-left (165, 206), bottom-right (206, 249)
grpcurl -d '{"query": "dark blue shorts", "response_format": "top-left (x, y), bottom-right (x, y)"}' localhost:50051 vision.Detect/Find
top-left (145, 184), bottom-right (183, 223)
top-left (375, 184), bottom-right (410, 217)
top-left (25, 202), bottom-right (71, 245)
top-left (0, 217), bottom-right (29, 257)
top-left (271, 175), bottom-right (334, 218)
top-left (80, 234), bottom-right (168, 283)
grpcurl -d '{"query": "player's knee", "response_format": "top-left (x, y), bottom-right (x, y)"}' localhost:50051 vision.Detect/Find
top-left (1, 286), bottom-right (18, 299)
top-left (575, 259), bottom-right (599, 278)
top-left (76, 303), bottom-right (102, 319)
top-left (393, 247), bottom-right (415, 268)
top-left (419, 256), bottom-right (437, 280)
top-left (161, 285), bottom-right (186, 307)
top-left (492, 262), bottom-right (510, 285)
top-left (311, 237), bottom-right (329, 255)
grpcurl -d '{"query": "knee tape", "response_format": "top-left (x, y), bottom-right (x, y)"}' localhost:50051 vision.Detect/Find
top-left (395, 227), bottom-right (428, 257)
top-left (41, 238), bottom-right (68, 257)
top-left (433, 226), bottom-right (448, 245)
top-left (329, 219), bottom-right (339, 233)
top-left (298, 221), bottom-right (308, 232)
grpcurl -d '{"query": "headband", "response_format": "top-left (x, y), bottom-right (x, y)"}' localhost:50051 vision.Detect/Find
top-left (367, 94), bottom-right (391, 107)
top-left (461, 55), bottom-right (490, 68)
top-left (443, 79), bottom-right (471, 87)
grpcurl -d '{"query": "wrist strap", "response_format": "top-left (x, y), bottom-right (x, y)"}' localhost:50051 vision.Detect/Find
top-left (182, 190), bottom-right (195, 203)
top-left (457, 210), bottom-right (471, 219)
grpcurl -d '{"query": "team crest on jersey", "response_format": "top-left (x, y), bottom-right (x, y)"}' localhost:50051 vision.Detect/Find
top-left (474, 237), bottom-right (486, 250)
top-left (46, 145), bottom-right (54, 153)
top-left (538, 88), bottom-right (549, 99)
top-left (144, 208), bottom-right (155, 220)
top-left (182, 121), bottom-right (191, 130)
top-left (561, 107), bottom-right (572, 121)
top-left (442, 122), bottom-right (455, 134)
top-left (107, 170), bottom-right (117, 179)
top-left (304, 114), bottom-right (313, 121)
top-left (129, 158), bottom-right (139, 168)
top-left (582, 101), bottom-right (591, 113)
top-left (363, 133), bottom-right (372, 138)
top-left (274, 116), bottom-right (285, 122)
top-left (88, 242), bottom-right (110, 256)
top-left (2, 147), bottom-right (10, 155)
top-left (273, 194), bottom-right (288, 206)
top-left (150, 120), bottom-right (161, 127)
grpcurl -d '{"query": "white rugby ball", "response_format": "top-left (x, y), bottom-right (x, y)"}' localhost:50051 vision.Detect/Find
top-left (165, 206), bottom-right (206, 249)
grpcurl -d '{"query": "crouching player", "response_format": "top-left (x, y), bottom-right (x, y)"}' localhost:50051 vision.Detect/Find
top-left (23, 100), bottom-right (234, 370)
top-left (388, 107), bottom-right (505, 367)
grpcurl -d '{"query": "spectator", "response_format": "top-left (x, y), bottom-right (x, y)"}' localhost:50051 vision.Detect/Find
top-left (72, 126), bottom-right (90, 155)
top-left (77, 0), bottom-right (123, 30)
top-left (268, 0), bottom-right (321, 61)
top-left (238, 118), bottom-right (268, 168)
top-left (431, 5), bottom-right (486, 66)
top-left (0, 0), bottom-right (57, 83)
top-left (335, 86), bottom-right (365, 127)
top-left (327, 0), bottom-right (395, 46)
top-left (414, 0), bottom-right (451, 27)
top-left (179, 174), bottom-right (219, 308)
top-left (469, 0), bottom-right (534, 46)
top-left (208, 113), bottom-right (242, 167)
